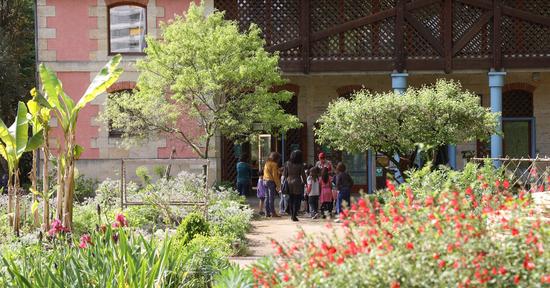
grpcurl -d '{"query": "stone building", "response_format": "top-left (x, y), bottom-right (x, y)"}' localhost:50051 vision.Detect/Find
top-left (37, 0), bottom-right (550, 192)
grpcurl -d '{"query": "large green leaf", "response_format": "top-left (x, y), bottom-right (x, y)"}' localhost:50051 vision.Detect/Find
top-left (13, 102), bottom-right (29, 157)
top-left (38, 64), bottom-right (62, 109)
top-left (0, 119), bottom-right (13, 147)
top-left (30, 88), bottom-right (52, 109)
top-left (26, 129), bottom-right (44, 152)
top-left (76, 55), bottom-right (123, 111)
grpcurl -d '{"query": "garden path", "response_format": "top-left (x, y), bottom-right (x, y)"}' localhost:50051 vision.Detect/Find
top-left (230, 197), bottom-right (345, 267)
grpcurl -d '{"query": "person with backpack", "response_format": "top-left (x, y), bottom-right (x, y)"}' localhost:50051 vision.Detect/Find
top-left (335, 162), bottom-right (354, 217)
top-left (282, 150), bottom-right (307, 222)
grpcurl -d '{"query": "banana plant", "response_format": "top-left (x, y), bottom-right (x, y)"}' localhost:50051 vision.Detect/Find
top-left (38, 55), bottom-right (123, 229)
top-left (0, 102), bottom-right (44, 235)
top-left (27, 88), bottom-right (53, 231)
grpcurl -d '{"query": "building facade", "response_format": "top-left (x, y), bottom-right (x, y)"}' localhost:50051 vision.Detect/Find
top-left (38, 0), bottom-right (550, 191)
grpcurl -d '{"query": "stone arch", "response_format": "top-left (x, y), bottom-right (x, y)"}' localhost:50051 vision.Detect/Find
top-left (503, 83), bottom-right (536, 94)
top-left (105, 0), bottom-right (149, 7)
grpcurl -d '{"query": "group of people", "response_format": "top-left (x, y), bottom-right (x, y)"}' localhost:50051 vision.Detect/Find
top-left (236, 150), bottom-right (354, 222)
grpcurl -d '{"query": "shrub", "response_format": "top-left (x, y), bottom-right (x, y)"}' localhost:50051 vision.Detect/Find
top-left (213, 265), bottom-right (254, 288)
top-left (180, 234), bottom-right (231, 287)
top-left (251, 169), bottom-right (549, 287)
top-left (136, 166), bottom-right (151, 185)
top-left (74, 174), bottom-right (98, 203)
top-left (175, 212), bottom-right (210, 246)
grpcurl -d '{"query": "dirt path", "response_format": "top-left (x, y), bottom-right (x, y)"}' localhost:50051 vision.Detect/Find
top-left (230, 197), bottom-right (344, 267)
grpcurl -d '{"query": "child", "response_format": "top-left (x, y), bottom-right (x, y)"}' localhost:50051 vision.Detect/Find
top-left (279, 167), bottom-right (289, 215)
top-left (257, 169), bottom-right (266, 216)
top-left (306, 167), bottom-right (321, 219)
top-left (319, 167), bottom-right (334, 218)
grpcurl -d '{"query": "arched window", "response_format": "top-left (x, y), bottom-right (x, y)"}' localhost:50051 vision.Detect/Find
top-left (108, 4), bottom-right (147, 54)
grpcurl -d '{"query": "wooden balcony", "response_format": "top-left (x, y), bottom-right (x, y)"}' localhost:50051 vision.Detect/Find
top-left (214, 0), bottom-right (550, 73)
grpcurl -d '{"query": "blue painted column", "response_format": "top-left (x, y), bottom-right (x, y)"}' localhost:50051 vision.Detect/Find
top-left (391, 72), bottom-right (409, 184)
top-left (367, 150), bottom-right (375, 194)
top-left (448, 145), bottom-right (457, 170)
top-left (488, 71), bottom-right (506, 167)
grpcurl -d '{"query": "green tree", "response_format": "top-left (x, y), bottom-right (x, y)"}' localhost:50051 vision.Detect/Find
top-left (101, 4), bottom-right (300, 176)
top-left (0, 102), bottom-right (43, 235)
top-left (0, 0), bottom-right (35, 179)
top-left (37, 55), bottom-right (123, 229)
top-left (315, 79), bottom-right (498, 179)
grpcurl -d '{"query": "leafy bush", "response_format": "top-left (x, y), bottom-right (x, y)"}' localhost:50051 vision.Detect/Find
top-left (180, 234), bottom-right (231, 287)
top-left (208, 198), bottom-right (253, 255)
top-left (74, 174), bottom-right (98, 203)
top-left (175, 212), bottom-right (210, 246)
top-left (251, 169), bottom-right (549, 287)
top-left (213, 265), bottom-right (254, 288)
top-left (136, 166), bottom-right (151, 185)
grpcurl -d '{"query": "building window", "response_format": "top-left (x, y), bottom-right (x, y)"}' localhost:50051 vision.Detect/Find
top-left (108, 4), bottom-right (147, 54)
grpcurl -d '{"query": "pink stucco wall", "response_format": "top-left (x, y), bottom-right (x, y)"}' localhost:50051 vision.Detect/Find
top-left (45, 0), bottom-right (199, 160)
top-left (156, 0), bottom-right (199, 25)
top-left (46, 0), bottom-right (97, 61)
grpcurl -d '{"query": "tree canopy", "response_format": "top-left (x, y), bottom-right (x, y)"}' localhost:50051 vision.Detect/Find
top-left (315, 79), bottom-right (498, 176)
top-left (102, 4), bottom-right (300, 159)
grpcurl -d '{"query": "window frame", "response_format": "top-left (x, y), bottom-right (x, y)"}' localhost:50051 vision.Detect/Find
top-left (107, 2), bottom-right (148, 56)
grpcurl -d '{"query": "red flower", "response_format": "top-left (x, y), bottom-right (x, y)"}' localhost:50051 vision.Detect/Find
top-left (498, 266), bottom-right (507, 275)
top-left (438, 260), bottom-right (446, 268)
top-left (541, 275), bottom-right (550, 284)
top-left (390, 281), bottom-right (400, 288)
top-left (511, 228), bottom-right (519, 236)
top-left (514, 275), bottom-right (520, 285)
top-left (523, 254), bottom-right (535, 270)
top-left (282, 274), bottom-right (289, 282)
top-left (405, 242), bottom-right (414, 250)
top-left (503, 180), bottom-right (510, 189)
top-left (79, 234), bottom-right (93, 249)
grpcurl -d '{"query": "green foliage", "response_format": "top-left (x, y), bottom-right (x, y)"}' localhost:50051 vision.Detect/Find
top-left (213, 265), bottom-right (255, 288)
top-left (1, 225), bottom-right (186, 287)
top-left (74, 174), bottom-right (98, 203)
top-left (0, 0), bottom-right (35, 125)
top-left (101, 3), bottom-right (300, 159)
top-left (135, 166), bottom-right (151, 186)
top-left (180, 234), bottom-right (231, 288)
top-left (175, 212), bottom-right (210, 246)
top-left (153, 165), bottom-right (165, 179)
top-left (315, 79), bottom-right (498, 176)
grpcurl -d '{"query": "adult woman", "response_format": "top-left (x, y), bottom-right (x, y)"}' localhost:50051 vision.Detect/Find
top-left (236, 154), bottom-right (251, 196)
top-left (263, 152), bottom-right (281, 217)
top-left (335, 162), bottom-right (354, 216)
top-left (283, 150), bottom-right (307, 221)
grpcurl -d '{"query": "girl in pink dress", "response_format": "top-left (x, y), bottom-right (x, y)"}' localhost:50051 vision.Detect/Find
top-left (319, 167), bottom-right (333, 218)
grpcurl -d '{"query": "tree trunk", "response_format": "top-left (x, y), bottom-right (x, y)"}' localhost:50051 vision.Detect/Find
top-left (55, 157), bottom-right (64, 221)
top-left (42, 143), bottom-right (50, 232)
top-left (13, 170), bottom-right (20, 236)
top-left (7, 172), bottom-right (13, 227)
top-left (63, 161), bottom-right (75, 230)
top-left (31, 150), bottom-right (40, 227)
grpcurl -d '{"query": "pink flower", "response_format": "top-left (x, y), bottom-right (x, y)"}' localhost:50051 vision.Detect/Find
top-left (48, 219), bottom-right (67, 236)
top-left (113, 213), bottom-right (128, 228)
top-left (79, 234), bottom-right (93, 249)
